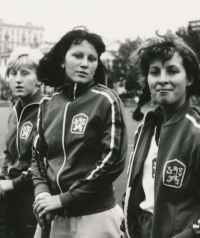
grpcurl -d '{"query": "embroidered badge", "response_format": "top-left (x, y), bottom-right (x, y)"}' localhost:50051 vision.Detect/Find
top-left (152, 158), bottom-right (156, 178)
top-left (163, 159), bottom-right (186, 188)
top-left (20, 121), bottom-right (33, 140)
top-left (71, 113), bottom-right (89, 134)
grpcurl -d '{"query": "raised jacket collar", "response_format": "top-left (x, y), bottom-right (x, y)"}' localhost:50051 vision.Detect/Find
top-left (144, 100), bottom-right (192, 127)
top-left (14, 90), bottom-right (44, 118)
top-left (62, 80), bottom-right (96, 100)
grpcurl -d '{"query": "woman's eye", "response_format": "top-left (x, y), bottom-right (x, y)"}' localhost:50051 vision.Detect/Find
top-left (168, 69), bottom-right (178, 75)
top-left (89, 56), bottom-right (97, 62)
top-left (149, 70), bottom-right (159, 76)
top-left (74, 54), bottom-right (82, 59)
top-left (10, 70), bottom-right (17, 76)
top-left (22, 71), bottom-right (29, 76)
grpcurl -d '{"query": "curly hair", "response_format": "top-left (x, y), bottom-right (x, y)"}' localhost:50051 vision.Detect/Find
top-left (38, 27), bottom-right (107, 87)
top-left (130, 33), bottom-right (200, 120)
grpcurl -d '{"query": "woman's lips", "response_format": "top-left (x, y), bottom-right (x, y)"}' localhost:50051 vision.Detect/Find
top-left (15, 86), bottom-right (24, 90)
top-left (156, 89), bottom-right (173, 92)
top-left (77, 71), bottom-right (88, 75)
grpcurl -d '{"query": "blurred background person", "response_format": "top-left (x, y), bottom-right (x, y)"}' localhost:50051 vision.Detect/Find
top-left (123, 34), bottom-right (200, 238)
top-left (0, 47), bottom-right (44, 238)
top-left (31, 27), bottom-right (127, 238)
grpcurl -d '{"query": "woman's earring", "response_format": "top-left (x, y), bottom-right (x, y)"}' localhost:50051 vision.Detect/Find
top-left (61, 64), bottom-right (65, 68)
top-left (187, 82), bottom-right (192, 86)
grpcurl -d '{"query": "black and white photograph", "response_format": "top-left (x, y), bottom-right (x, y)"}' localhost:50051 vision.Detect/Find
top-left (0, 0), bottom-right (200, 237)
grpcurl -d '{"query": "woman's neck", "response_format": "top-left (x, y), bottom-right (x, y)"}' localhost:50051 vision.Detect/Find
top-left (19, 90), bottom-right (38, 108)
top-left (160, 100), bottom-right (187, 123)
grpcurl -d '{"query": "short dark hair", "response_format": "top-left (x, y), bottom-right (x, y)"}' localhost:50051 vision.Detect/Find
top-left (38, 27), bottom-right (107, 87)
top-left (130, 34), bottom-right (200, 121)
top-left (130, 34), bottom-right (200, 97)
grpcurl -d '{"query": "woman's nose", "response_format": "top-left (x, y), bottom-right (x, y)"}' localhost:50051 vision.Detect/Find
top-left (16, 74), bottom-right (22, 83)
top-left (158, 72), bottom-right (169, 85)
top-left (80, 58), bottom-right (88, 68)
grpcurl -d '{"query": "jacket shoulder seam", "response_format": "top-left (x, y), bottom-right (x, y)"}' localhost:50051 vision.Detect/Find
top-left (185, 114), bottom-right (200, 130)
top-left (39, 92), bottom-right (61, 104)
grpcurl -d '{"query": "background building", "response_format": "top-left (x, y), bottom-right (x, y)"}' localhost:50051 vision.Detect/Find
top-left (189, 20), bottom-right (200, 31)
top-left (0, 19), bottom-right (45, 79)
top-left (0, 20), bottom-right (124, 99)
top-left (0, 19), bottom-right (55, 99)
top-left (0, 19), bottom-right (44, 53)
top-left (0, 18), bottom-right (45, 79)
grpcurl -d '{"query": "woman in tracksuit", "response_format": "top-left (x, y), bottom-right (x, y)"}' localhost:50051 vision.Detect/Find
top-left (123, 35), bottom-right (200, 238)
top-left (31, 28), bottom-right (127, 238)
top-left (0, 47), bottom-right (44, 238)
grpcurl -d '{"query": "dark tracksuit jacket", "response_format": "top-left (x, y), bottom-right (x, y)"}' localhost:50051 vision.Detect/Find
top-left (0, 90), bottom-right (44, 237)
top-left (31, 81), bottom-right (127, 217)
top-left (124, 101), bottom-right (200, 238)
top-left (0, 90), bottom-right (44, 187)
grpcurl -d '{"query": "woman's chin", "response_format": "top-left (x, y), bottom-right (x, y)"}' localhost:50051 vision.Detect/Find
top-left (155, 96), bottom-right (171, 106)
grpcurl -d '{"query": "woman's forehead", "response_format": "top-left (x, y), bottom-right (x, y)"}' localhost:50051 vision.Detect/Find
top-left (149, 52), bottom-right (183, 67)
top-left (68, 40), bottom-right (98, 55)
top-left (10, 57), bottom-right (36, 70)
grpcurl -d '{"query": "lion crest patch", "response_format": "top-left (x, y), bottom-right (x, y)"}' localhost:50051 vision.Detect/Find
top-left (163, 159), bottom-right (186, 188)
top-left (71, 113), bottom-right (88, 134)
top-left (20, 121), bottom-right (33, 140)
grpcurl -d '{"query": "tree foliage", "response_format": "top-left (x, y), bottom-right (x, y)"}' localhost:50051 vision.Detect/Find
top-left (108, 37), bottom-right (143, 96)
top-left (176, 25), bottom-right (200, 61)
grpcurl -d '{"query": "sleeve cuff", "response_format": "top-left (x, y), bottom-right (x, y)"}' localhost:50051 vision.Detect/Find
top-left (175, 228), bottom-right (195, 238)
top-left (34, 183), bottom-right (51, 197)
top-left (0, 172), bottom-right (5, 180)
top-left (60, 192), bottom-right (74, 208)
top-left (12, 176), bottom-right (25, 190)
top-left (60, 192), bottom-right (80, 217)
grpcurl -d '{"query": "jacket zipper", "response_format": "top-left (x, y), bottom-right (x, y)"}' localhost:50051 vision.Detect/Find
top-left (56, 102), bottom-right (70, 193)
top-left (73, 83), bottom-right (77, 99)
top-left (15, 103), bottom-right (39, 158)
top-left (126, 119), bottom-right (146, 187)
top-left (13, 107), bottom-right (21, 158)
top-left (154, 124), bottom-right (164, 195)
top-left (125, 115), bottom-right (146, 238)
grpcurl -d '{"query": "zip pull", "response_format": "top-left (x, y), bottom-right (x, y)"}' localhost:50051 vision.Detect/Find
top-left (73, 83), bottom-right (77, 99)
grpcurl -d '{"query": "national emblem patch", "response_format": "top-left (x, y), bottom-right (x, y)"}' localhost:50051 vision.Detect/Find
top-left (71, 113), bottom-right (89, 134)
top-left (20, 121), bottom-right (33, 140)
top-left (163, 159), bottom-right (186, 188)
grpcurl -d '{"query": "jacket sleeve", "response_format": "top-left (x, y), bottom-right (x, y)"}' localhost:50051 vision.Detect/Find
top-left (0, 112), bottom-right (13, 180)
top-left (59, 97), bottom-right (128, 215)
top-left (11, 107), bottom-right (42, 190)
top-left (0, 149), bottom-right (11, 179)
top-left (31, 105), bottom-right (51, 196)
top-left (12, 127), bottom-right (38, 190)
top-left (173, 147), bottom-right (200, 238)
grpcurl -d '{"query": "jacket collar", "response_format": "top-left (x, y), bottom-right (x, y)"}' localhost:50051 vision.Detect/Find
top-left (62, 80), bottom-right (96, 100)
top-left (145, 100), bottom-right (192, 127)
top-left (14, 90), bottom-right (44, 115)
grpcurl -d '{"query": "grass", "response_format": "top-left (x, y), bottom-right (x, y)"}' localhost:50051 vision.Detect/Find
top-left (114, 106), bottom-right (153, 205)
top-left (0, 105), bottom-right (154, 205)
